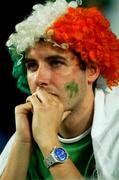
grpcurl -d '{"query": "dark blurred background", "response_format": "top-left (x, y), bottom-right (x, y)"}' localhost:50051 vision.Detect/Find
top-left (0, 0), bottom-right (118, 153)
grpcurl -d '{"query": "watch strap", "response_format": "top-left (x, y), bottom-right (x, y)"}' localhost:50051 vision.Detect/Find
top-left (44, 153), bottom-right (56, 168)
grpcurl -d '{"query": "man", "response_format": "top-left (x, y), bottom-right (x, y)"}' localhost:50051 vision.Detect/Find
top-left (0, 0), bottom-right (119, 179)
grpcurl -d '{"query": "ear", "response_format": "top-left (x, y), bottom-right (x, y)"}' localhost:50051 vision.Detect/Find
top-left (86, 65), bottom-right (100, 85)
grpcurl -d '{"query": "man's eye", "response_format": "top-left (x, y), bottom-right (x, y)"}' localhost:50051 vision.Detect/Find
top-left (25, 62), bottom-right (38, 71)
top-left (50, 60), bottom-right (65, 68)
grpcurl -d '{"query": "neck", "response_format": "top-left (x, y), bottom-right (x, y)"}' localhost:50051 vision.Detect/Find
top-left (59, 91), bottom-right (94, 139)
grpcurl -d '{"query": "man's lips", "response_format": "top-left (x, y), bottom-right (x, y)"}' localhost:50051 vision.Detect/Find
top-left (48, 92), bottom-right (58, 97)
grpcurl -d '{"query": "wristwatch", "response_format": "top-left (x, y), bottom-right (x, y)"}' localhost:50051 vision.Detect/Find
top-left (44, 147), bottom-right (69, 168)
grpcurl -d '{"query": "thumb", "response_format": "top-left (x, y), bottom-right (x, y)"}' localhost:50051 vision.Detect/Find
top-left (61, 110), bottom-right (71, 122)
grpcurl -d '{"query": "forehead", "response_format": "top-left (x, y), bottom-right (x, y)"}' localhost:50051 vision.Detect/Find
top-left (25, 41), bottom-right (77, 61)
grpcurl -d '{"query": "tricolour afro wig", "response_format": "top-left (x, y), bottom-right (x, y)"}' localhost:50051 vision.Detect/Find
top-left (6, 0), bottom-right (119, 93)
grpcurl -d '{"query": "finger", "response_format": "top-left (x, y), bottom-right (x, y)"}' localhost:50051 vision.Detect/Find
top-left (61, 110), bottom-right (71, 122)
top-left (26, 94), bottom-right (42, 111)
top-left (35, 89), bottom-right (56, 104)
top-left (15, 101), bottom-right (33, 114)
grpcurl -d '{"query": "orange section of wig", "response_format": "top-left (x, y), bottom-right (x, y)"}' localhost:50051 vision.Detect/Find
top-left (48, 7), bottom-right (119, 87)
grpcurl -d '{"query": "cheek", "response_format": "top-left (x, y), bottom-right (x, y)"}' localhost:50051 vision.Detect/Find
top-left (54, 64), bottom-right (79, 82)
top-left (53, 73), bottom-right (73, 88)
top-left (53, 73), bottom-right (79, 100)
top-left (27, 74), bottom-right (37, 92)
top-left (53, 65), bottom-right (81, 89)
top-left (63, 70), bottom-right (86, 99)
top-left (65, 81), bottom-right (80, 99)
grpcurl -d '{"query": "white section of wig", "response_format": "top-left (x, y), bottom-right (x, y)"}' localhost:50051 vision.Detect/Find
top-left (6, 0), bottom-right (78, 54)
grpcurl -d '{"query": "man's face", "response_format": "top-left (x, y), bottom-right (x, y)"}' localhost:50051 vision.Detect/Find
top-left (25, 42), bottom-right (89, 111)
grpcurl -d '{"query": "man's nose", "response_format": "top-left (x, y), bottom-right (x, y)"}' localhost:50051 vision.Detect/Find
top-left (35, 63), bottom-right (52, 87)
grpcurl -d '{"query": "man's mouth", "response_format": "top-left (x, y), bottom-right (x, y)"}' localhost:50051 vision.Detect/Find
top-left (48, 92), bottom-right (58, 97)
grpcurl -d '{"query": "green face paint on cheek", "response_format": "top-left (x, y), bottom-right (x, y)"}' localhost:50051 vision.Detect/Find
top-left (65, 81), bottom-right (79, 98)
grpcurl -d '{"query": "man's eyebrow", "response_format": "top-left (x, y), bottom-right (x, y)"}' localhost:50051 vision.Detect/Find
top-left (24, 58), bottom-right (36, 62)
top-left (46, 55), bottom-right (67, 61)
top-left (24, 55), bottom-right (67, 62)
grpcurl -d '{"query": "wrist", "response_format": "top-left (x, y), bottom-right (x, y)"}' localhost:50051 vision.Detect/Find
top-left (37, 135), bottom-right (61, 156)
top-left (14, 137), bottom-right (33, 151)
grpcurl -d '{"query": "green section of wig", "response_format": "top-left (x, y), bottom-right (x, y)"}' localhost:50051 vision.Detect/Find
top-left (8, 46), bottom-right (31, 95)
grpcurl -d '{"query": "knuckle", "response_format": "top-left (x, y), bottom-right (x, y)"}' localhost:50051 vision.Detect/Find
top-left (15, 103), bottom-right (30, 113)
top-left (15, 104), bottom-right (23, 113)
top-left (26, 96), bottom-right (31, 102)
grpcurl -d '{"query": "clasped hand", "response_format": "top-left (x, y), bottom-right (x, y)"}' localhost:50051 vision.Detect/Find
top-left (15, 89), bottom-right (70, 146)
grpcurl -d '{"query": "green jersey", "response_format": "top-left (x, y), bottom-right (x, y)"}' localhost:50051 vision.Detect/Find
top-left (27, 133), bottom-right (96, 179)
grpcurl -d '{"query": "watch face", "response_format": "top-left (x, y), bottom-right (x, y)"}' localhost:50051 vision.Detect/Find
top-left (54, 147), bottom-right (68, 161)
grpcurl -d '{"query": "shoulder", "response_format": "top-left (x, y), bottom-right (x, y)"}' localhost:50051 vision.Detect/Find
top-left (0, 133), bottom-right (15, 176)
top-left (95, 85), bottom-right (119, 113)
top-left (104, 86), bottom-right (119, 116)
top-left (92, 87), bottom-right (119, 179)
